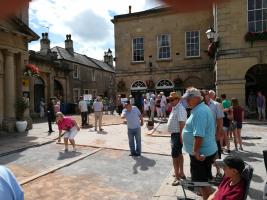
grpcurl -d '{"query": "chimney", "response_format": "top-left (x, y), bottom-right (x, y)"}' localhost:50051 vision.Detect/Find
top-left (104, 48), bottom-right (113, 67)
top-left (129, 5), bottom-right (132, 14)
top-left (40, 32), bottom-right (50, 55)
top-left (65, 34), bottom-right (74, 54)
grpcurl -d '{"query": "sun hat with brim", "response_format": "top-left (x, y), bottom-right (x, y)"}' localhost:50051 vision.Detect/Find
top-left (182, 87), bottom-right (203, 101)
top-left (215, 156), bottom-right (245, 174)
top-left (168, 92), bottom-right (181, 100)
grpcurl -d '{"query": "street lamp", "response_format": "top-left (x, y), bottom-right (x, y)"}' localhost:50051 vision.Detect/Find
top-left (206, 28), bottom-right (219, 59)
top-left (206, 28), bottom-right (216, 42)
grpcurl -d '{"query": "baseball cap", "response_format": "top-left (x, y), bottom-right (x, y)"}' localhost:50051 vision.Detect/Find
top-left (182, 87), bottom-right (203, 100)
top-left (216, 156), bottom-right (245, 174)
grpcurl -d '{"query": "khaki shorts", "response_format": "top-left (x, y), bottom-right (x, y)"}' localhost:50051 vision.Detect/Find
top-left (64, 127), bottom-right (77, 139)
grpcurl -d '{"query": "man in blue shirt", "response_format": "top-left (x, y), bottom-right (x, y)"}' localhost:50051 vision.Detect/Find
top-left (182, 87), bottom-right (217, 200)
top-left (0, 165), bottom-right (24, 200)
top-left (121, 100), bottom-right (144, 156)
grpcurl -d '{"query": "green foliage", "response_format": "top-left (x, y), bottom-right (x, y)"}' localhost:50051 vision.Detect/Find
top-left (15, 97), bottom-right (28, 121)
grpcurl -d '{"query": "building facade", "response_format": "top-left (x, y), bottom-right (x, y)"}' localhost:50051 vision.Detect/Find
top-left (29, 33), bottom-right (116, 117)
top-left (215, 0), bottom-right (267, 107)
top-left (0, 3), bottom-right (39, 131)
top-left (112, 6), bottom-right (215, 107)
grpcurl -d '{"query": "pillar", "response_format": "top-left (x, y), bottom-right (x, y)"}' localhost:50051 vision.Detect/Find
top-left (2, 50), bottom-right (16, 132)
top-left (0, 51), bottom-right (4, 128)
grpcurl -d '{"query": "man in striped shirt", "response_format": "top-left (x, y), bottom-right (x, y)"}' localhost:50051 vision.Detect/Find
top-left (167, 92), bottom-right (187, 186)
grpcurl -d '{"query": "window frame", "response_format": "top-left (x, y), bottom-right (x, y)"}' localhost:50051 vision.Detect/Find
top-left (91, 70), bottom-right (96, 82)
top-left (83, 89), bottom-right (91, 95)
top-left (157, 34), bottom-right (171, 60)
top-left (73, 65), bottom-right (80, 79)
top-left (185, 30), bottom-right (201, 58)
top-left (132, 37), bottom-right (145, 62)
top-left (247, 0), bottom-right (267, 32)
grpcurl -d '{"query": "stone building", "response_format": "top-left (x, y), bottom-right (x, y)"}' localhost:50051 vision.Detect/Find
top-left (28, 33), bottom-right (70, 117)
top-left (51, 35), bottom-right (116, 103)
top-left (214, 0), bottom-right (267, 107)
top-left (0, 3), bottom-right (39, 131)
top-left (29, 33), bottom-right (116, 117)
top-left (112, 6), bottom-right (214, 107)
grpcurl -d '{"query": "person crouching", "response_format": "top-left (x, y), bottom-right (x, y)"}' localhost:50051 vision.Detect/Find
top-left (56, 112), bottom-right (80, 152)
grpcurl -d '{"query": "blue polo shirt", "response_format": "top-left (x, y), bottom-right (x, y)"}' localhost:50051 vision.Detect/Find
top-left (182, 102), bottom-right (217, 156)
top-left (122, 106), bottom-right (141, 129)
top-left (0, 166), bottom-right (24, 200)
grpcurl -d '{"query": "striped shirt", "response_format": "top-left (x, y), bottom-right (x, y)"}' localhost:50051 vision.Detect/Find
top-left (167, 103), bottom-right (187, 133)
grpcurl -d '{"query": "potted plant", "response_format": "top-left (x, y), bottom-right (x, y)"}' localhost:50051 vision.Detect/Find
top-left (15, 97), bottom-right (29, 132)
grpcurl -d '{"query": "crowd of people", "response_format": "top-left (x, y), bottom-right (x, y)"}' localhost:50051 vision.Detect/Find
top-left (119, 87), bottom-right (252, 200)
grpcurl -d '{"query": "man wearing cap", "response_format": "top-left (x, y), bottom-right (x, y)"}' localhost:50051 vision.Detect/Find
top-left (167, 92), bottom-right (187, 186)
top-left (121, 100), bottom-right (144, 156)
top-left (182, 87), bottom-right (217, 200)
top-left (208, 156), bottom-right (246, 200)
top-left (202, 89), bottom-right (224, 178)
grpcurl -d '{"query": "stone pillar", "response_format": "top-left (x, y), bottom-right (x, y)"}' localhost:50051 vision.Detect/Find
top-left (2, 50), bottom-right (16, 132)
top-left (0, 50), bottom-right (4, 129)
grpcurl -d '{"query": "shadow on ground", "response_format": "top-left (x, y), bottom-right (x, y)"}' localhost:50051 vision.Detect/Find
top-left (132, 155), bottom-right (156, 174)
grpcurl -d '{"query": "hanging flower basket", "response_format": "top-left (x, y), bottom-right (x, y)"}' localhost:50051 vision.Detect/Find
top-left (24, 64), bottom-right (39, 77)
top-left (245, 32), bottom-right (267, 42)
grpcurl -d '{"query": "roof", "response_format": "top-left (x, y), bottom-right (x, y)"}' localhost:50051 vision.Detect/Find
top-left (87, 56), bottom-right (115, 73)
top-left (112, 5), bottom-right (170, 22)
top-left (51, 46), bottom-right (115, 73)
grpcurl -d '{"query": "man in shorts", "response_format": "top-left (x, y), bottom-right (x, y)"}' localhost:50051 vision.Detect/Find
top-left (167, 92), bottom-right (187, 186)
top-left (182, 87), bottom-right (218, 200)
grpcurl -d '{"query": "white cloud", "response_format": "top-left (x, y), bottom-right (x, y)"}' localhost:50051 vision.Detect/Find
top-left (29, 0), bottom-right (162, 59)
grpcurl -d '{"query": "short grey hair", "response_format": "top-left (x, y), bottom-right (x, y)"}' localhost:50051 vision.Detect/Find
top-left (56, 112), bottom-right (64, 118)
top-left (209, 90), bottom-right (216, 96)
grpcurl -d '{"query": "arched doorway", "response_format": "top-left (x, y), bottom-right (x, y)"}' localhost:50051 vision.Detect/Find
top-left (245, 64), bottom-right (267, 108)
top-left (54, 80), bottom-right (64, 99)
top-left (34, 77), bottom-right (45, 113)
top-left (156, 79), bottom-right (174, 96)
top-left (131, 80), bottom-right (147, 111)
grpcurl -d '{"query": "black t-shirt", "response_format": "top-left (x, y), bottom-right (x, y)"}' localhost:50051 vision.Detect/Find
top-left (223, 112), bottom-right (230, 127)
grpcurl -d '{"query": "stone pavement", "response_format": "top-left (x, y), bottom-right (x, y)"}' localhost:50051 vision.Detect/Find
top-left (0, 122), bottom-right (58, 156)
top-left (0, 116), bottom-right (266, 199)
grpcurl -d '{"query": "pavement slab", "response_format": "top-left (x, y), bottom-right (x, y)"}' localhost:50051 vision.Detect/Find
top-left (22, 149), bottom-right (172, 200)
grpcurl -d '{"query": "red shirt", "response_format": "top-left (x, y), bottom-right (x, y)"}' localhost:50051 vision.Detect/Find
top-left (233, 106), bottom-right (244, 123)
top-left (57, 117), bottom-right (74, 131)
top-left (213, 176), bottom-right (245, 200)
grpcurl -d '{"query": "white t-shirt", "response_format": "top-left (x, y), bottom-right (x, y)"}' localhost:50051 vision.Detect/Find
top-left (160, 95), bottom-right (167, 107)
top-left (79, 100), bottom-right (88, 112)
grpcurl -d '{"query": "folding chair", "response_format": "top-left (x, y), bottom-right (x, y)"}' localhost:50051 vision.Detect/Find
top-left (178, 160), bottom-right (253, 200)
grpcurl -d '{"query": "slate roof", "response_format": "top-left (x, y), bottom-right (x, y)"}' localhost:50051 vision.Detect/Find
top-left (51, 46), bottom-right (115, 73)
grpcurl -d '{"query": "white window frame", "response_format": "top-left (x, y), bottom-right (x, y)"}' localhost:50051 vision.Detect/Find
top-left (92, 89), bottom-right (97, 97)
top-left (185, 31), bottom-right (200, 58)
top-left (157, 34), bottom-right (171, 60)
top-left (73, 88), bottom-right (80, 103)
top-left (73, 65), bottom-right (80, 79)
top-left (132, 37), bottom-right (144, 62)
top-left (247, 0), bottom-right (267, 32)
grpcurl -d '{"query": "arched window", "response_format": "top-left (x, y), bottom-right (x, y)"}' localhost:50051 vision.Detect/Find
top-left (156, 80), bottom-right (174, 90)
top-left (131, 81), bottom-right (147, 90)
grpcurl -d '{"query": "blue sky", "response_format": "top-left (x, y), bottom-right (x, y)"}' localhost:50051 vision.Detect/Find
top-left (29, 0), bottom-right (162, 60)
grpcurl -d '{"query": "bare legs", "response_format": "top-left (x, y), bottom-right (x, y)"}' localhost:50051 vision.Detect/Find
top-left (233, 128), bottom-right (243, 150)
top-left (64, 138), bottom-right (76, 151)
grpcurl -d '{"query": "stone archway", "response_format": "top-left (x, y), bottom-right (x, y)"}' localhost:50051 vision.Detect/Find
top-left (245, 64), bottom-right (267, 106)
top-left (131, 80), bottom-right (147, 111)
top-left (54, 79), bottom-right (64, 99)
top-left (34, 77), bottom-right (45, 112)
